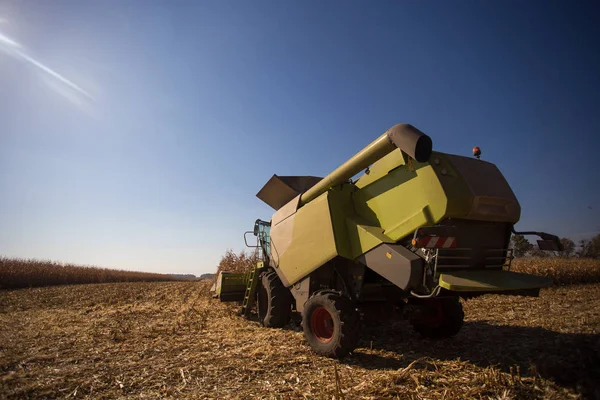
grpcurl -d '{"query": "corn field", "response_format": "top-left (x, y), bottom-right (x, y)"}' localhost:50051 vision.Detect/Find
top-left (0, 256), bottom-right (180, 290)
top-left (215, 250), bottom-right (600, 287)
top-left (2, 253), bottom-right (598, 292)
top-left (511, 257), bottom-right (600, 285)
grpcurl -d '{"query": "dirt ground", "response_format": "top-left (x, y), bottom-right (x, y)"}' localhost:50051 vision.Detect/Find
top-left (1, 281), bottom-right (599, 399)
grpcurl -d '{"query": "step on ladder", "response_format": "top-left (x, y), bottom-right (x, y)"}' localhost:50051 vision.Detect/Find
top-left (241, 261), bottom-right (264, 316)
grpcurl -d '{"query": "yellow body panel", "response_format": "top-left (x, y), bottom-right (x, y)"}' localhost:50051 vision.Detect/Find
top-left (439, 270), bottom-right (552, 292)
top-left (269, 148), bottom-right (521, 287)
top-left (328, 187), bottom-right (395, 259)
top-left (353, 151), bottom-right (449, 241)
top-left (271, 192), bottom-right (338, 286)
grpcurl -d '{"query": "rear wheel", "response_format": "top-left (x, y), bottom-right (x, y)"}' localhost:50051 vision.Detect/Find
top-left (410, 297), bottom-right (464, 339)
top-left (257, 270), bottom-right (293, 328)
top-left (302, 291), bottom-right (361, 358)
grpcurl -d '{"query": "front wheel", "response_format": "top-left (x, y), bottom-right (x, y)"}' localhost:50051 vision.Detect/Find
top-left (257, 270), bottom-right (293, 328)
top-left (301, 292), bottom-right (361, 358)
top-left (410, 297), bottom-right (464, 339)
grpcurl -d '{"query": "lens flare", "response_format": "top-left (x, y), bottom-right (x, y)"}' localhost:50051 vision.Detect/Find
top-left (0, 30), bottom-right (95, 104)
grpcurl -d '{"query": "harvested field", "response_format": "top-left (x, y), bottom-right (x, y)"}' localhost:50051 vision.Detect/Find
top-left (1, 281), bottom-right (599, 399)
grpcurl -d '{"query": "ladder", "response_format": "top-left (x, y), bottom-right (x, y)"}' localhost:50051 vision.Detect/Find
top-left (241, 261), bottom-right (263, 316)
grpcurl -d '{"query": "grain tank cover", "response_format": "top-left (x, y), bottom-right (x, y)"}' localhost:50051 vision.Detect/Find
top-left (257, 175), bottom-right (323, 210)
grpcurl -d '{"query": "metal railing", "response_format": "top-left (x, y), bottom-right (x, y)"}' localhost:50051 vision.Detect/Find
top-left (433, 247), bottom-right (514, 278)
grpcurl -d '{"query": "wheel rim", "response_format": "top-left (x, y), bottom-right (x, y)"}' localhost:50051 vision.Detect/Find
top-left (310, 306), bottom-right (334, 343)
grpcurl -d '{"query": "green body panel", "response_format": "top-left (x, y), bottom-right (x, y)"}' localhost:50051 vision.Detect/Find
top-left (271, 192), bottom-right (339, 286)
top-left (352, 150), bottom-right (519, 238)
top-left (264, 121), bottom-right (533, 299)
top-left (439, 270), bottom-right (552, 292)
top-left (275, 188), bottom-right (399, 286)
top-left (353, 154), bottom-right (448, 241)
top-left (271, 148), bottom-right (523, 288)
top-left (329, 186), bottom-right (394, 260)
top-left (213, 272), bottom-right (246, 302)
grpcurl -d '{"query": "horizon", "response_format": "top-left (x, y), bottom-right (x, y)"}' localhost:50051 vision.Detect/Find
top-left (1, 1), bottom-right (599, 275)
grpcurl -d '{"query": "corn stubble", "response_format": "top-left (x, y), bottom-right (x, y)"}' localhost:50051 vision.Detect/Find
top-left (0, 258), bottom-right (598, 399)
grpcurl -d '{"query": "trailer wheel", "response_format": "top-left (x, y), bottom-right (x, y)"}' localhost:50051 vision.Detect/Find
top-left (410, 297), bottom-right (464, 339)
top-left (302, 292), bottom-right (361, 358)
top-left (257, 270), bottom-right (293, 328)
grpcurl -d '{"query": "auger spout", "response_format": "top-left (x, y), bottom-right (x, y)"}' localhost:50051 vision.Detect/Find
top-left (299, 124), bottom-right (432, 205)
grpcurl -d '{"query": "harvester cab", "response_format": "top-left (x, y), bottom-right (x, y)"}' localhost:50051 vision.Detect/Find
top-left (245, 219), bottom-right (271, 264)
top-left (213, 123), bottom-right (562, 358)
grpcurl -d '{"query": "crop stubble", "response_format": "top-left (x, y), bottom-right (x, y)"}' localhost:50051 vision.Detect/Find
top-left (1, 280), bottom-right (599, 399)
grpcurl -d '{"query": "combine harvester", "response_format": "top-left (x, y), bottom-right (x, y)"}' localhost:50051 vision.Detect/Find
top-left (212, 124), bottom-right (562, 357)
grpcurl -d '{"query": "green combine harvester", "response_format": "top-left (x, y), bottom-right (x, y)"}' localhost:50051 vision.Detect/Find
top-left (212, 123), bottom-right (562, 357)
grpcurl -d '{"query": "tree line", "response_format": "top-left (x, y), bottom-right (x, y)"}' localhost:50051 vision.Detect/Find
top-left (511, 233), bottom-right (600, 258)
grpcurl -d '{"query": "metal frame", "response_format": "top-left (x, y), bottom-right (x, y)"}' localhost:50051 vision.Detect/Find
top-left (433, 247), bottom-right (514, 279)
top-left (244, 231), bottom-right (259, 248)
top-left (511, 228), bottom-right (563, 251)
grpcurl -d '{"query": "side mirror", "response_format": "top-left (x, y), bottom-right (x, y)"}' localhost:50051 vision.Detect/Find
top-left (244, 231), bottom-right (259, 248)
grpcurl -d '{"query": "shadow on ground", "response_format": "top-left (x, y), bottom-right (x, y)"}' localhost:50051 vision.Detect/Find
top-left (349, 320), bottom-right (600, 398)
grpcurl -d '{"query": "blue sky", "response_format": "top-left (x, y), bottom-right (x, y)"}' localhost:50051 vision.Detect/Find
top-left (1, 1), bottom-right (599, 275)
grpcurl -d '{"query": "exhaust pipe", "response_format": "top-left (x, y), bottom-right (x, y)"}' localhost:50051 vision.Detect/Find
top-left (300, 124), bottom-right (432, 205)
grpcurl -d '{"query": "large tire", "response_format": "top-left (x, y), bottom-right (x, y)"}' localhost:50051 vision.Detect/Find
top-left (257, 270), bottom-right (293, 328)
top-left (301, 291), bottom-right (361, 358)
top-left (410, 297), bottom-right (464, 339)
